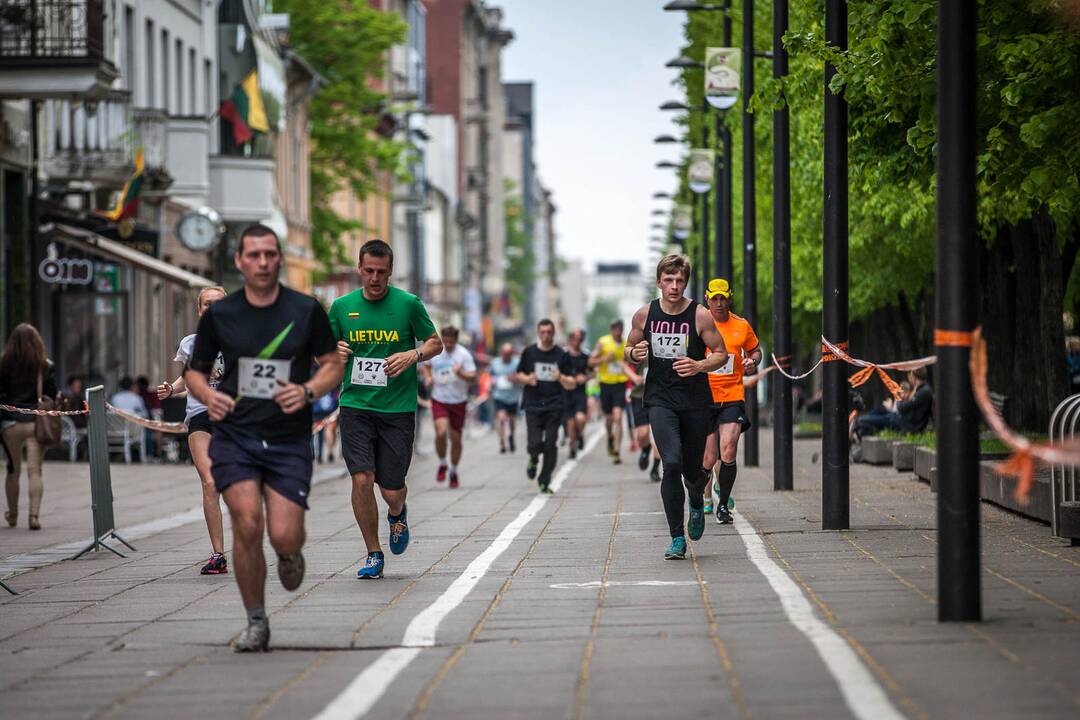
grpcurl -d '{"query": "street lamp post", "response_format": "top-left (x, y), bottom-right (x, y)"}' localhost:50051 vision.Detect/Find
top-left (718, 1), bottom-right (734, 281)
top-left (936, 0), bottom-right (981, 622)
top-left (742, 0), bottom-right (759, 467)
top-left (822, 0), bottom-right (850, 530)
top-left (772, 0), bottom-right (794, 491)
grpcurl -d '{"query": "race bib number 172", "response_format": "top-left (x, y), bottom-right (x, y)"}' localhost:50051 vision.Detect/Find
top-left (238, 357), bottom-right (292, 399)
top-left (651, 333), bottom-right (687, 359)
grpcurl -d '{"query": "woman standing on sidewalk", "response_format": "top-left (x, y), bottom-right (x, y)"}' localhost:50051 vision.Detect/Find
top-left (157, 286), bottom-right (228, 575)
top-left (0, 323), bottom-right (58, 531)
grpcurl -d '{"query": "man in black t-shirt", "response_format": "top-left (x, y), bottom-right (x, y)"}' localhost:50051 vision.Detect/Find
top-left (562, 329), bottom-right (590, 460)
top-left (516, 319), bottom-right (577, 493)
top-left (185, 225), bottom-right (342, 653)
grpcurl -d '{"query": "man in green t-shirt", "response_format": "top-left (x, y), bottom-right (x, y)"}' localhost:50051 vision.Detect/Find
top-left (329, 239), bottom-right (442, 579)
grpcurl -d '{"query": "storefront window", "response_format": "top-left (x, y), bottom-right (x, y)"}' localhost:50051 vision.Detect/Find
top-left (52, 261), bottom-right (130, 390)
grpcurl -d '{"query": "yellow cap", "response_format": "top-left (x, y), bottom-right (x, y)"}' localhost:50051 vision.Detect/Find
top-left (706, 278), bottom-right (732, 299)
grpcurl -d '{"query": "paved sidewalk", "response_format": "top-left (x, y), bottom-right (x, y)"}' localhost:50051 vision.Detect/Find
top-left (1, 423), bottom-right (1078, 719)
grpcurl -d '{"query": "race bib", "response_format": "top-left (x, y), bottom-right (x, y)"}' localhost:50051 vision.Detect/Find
top-left (651, 333), bottom-right (688, 359)
top-left (710, 354), bottom-right (736, 376)
top-left (209, 353), bottom-right (225, 390)
top-left (435, 366), bottom-right (454, 384)
top-left (238, 357), bottom-right (292, 399)
top-left (605, 361), bottom-right (623, 376)
top-left (496, 375), bottom-right (513, 391)
top-left (352, 357), bottom-right (387, 387)
top-left (535, 362), bottom-right (558, 382)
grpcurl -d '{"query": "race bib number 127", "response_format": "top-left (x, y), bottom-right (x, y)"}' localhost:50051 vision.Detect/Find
top-left (352, 357), bottom-right (388, 387)
top-left (238, 357), bottom-right (292, 399)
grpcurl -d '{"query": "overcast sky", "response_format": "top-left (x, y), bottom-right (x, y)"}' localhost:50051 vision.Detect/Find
top-left (498, 0), bottom-right (685, 276)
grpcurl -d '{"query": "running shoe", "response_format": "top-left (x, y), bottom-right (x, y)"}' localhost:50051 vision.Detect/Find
top-left (578, 436), bottom-right (584, 451)
top-left (638, 447), bottom-right (650, 471)
top-left (388, 506), bottom-right (409, 555)
top-left (357, 552), bottom-right (384, 579)
top-left (716, 505), bottom-right (733, 524)
top-left (570, 445), bottom-right (577, 460)
top-left (612, 454), bottom-right (622, 465)
top-left (233, 618), bottom-right (270, 653)
top-left (650, 463), bottom-right (661, 483)
top-left (664, 536), bottom-right (687, 560)
top-left (703, 496), bottom-right (714, 515)
top-left (449, 472), bottom-right (460, 489)
top-left (277, 552), bottom-right (305, 591)
top-left (509, 435), bottom-right (516, 453)
top-left (540, 482), bottom-right (553, 495)
top-left (688, 506), bottom-right (705, 541)
top-left (436, 465), bottom-right (447, 483)
top-left (526, 456), bottom-right (538, 479)
top-left (200, 552), bottom-right (228, 575)
top-left (500, 443), bottom-right (507, 454)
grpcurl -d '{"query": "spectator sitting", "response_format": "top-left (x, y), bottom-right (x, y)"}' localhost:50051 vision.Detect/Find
top-left (110, 376), bottom-right (148, 419)
top-left (855, 367), bottom-right (933, 437)
top-left (62, 375), bottom-right (87, 428)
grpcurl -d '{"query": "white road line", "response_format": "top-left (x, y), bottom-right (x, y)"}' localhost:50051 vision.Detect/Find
top-left (0, 466), bottom-right (347, 578)
top-left (313, 429), bottom-right (604, 720)
top-left (733, 513), bottom-right (906, 720)
top-left (550, 580), bottom-right (702, 589)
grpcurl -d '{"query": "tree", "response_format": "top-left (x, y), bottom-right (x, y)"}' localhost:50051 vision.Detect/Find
top-left (504, 180), bottom-right (535, 317)
top-left (273, 0), bottom-right (407, 274)
top-left (587, 299), bottom-right (621, 349)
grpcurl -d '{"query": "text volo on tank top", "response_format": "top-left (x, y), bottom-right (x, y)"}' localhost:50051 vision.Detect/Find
top-left (643, 299), bottom-right (711, 411)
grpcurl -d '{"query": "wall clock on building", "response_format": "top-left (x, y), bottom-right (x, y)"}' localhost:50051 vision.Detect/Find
top-left (177, 207), bottom-right (226, 252)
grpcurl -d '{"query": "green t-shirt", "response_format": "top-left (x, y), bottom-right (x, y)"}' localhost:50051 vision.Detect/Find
top-left (328, 286), bottom-right (437, 414)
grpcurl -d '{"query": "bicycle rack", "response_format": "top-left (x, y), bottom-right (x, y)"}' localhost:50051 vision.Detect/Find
top-left (1048, 394), bottom-right (1080, 544)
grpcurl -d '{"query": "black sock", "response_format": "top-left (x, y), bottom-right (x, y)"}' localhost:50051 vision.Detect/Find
top-left (640, 443), bottom-right (651, 454)
top-left (652, 457), bottom-right (661, 471)
top-left (717, 462), bottom-right (738, 507)
top-left (369, 550), bottom-right (384, 559)
top-left (684, 468), bottom-right (709, 508)
top-left (247, 606), bottom-right (267, 624)
top-left (388, 504), bottom-right (407, 523)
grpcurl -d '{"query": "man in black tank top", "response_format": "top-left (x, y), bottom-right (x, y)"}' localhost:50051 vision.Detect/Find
top-left (624, 255), bottom-right (727, 560)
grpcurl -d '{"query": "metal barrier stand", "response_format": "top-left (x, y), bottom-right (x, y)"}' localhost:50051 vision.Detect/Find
top-left (71, 386), bottom-right (136, 559)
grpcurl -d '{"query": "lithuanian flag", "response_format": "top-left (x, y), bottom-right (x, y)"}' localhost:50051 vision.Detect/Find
top-left (100, 148), bottom-right (143, 221)
top-left (220, 70), bottom-right (270, 145)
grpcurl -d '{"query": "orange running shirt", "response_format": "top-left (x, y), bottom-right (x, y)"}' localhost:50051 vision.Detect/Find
top-left (706, 313), bottom-right (760, 404)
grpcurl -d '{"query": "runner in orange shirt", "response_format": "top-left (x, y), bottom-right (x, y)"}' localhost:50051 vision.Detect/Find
top-left (700, 278), bottom-right (762, 523)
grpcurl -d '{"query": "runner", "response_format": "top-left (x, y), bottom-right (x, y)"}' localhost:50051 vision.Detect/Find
top-left (624, 255), bottom-right (726, 559)
top-left (517, 319), bottom-right (577, 493)
top-left (563, 329), bottom-right (590, 459)
top-left (698, 278), bottom-right (760, 522)
top-left (157, 285), bottom-right (228, 575)
top-left (589, 319), bottom-right (629, 464)
top-left (329, 238), bottom-right (442, 580)
top-left (625, 357), bottom-right (662, 482)
top-left (489, 343), bottom-right (521, 453)
top-left (185, 224), bottom-right (343, 652)
top-left (422, 326), bottom-right (477, 488)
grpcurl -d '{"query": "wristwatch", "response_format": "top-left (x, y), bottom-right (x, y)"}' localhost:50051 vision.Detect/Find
top-left (415, 348), bottom-right (424, 363)
top-left (303, 385), bottom-right (315, 405)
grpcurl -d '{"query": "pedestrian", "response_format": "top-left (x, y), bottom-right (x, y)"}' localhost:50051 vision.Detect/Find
top-left (489, 342), bottom-right (521, 453)
top-left (184, 224), bottom-right (343, 652)
top-left (517, 319), bottom-right (577, 493)
top-left (624, 255), bottom-right (727, 559)
top-left (137, 376), bottom-right (161, 460)
top-left (157, 285), bottom-right (229, 574)
top-left (697, 278), bottom-right (761, 521)
top-left (330, 238), bottom-right (442, 580)
top-left (422, 326), bottom-right (477, 488)
top-left (110, 376), bottom-right (148, 418)
top-left (855, 367), bottom-right (934, 437)
top-left (62, 375), bottom-right (87, 428)
top-left (0, 323), bottom-right (58, 531)
top-left (311, 387), bottom-right (339, 462)
top-left (589, 319), bottom-right (629, 464)
top-left (563, 329), bottom-right (590, 459)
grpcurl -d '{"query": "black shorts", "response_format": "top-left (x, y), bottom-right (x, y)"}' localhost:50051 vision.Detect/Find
top-left (563, 389), bottom-right (587, 419)
top-left (186, 411), bottom-right (212, 436)
top-left (494, 399), bottom-right (520, 415)
top-left (209, 425), bottom-right (313, 509)
top-left (713, 400), bottom-right (752, 434)
top-left (628, 396), bottom-right (650, 428)
top-left (600, 383), bottom-right (627, 414)
top-left (340, 406), bottom-right (415, 490)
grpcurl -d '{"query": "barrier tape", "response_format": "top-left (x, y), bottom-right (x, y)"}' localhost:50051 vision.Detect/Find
top-left (105, 404), bottom-right (190, 434)
top-left (821, 336), bottom-right (938, 401)
top-left (0, 402), bottom-right (88, 416)
top-left (312, 408), bottom-right (340, 434)
top-left (935, 328), bottom-right (975, 347)
top-left (770, 353), bottom-right (824, 381)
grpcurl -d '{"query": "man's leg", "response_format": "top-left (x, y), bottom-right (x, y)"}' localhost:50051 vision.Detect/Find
top-left (265, 485), bottom-right (306, 557)
top-left (537, 410), bottom-right (560, 489)
top-left (222, 480), bottom-right (266, 613)
top-left (649, 407), bottom-right (686, 539)
top-left (449, 427), bottom-right (463, 465)
top-left (610, 406), bottom-right (624, 459)
top-left (351, 471), bottom-right (382, 553)
top-left (434, 417), bottom-right (449, 463)
top-left (715, 423), bottom-right (742, 513)
top-left (525, 411), bottom-right (543, 482)
top-left (681, 411), bottom-right (714, 506)
top-left (189, 431), bottom-right (225, 556)
top-left (496, 408), bottom-right (508, 449)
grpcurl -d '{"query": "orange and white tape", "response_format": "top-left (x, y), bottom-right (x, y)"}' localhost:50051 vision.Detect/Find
top-left (0, 402), bottom-right (88, 416)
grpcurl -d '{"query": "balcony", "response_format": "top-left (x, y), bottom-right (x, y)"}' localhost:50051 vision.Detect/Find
top-left (165, 115), bottom-right (209, 201)
top-left (209, 155), bottom-right (275, 222)
top-left (42, 90), bottom-right (134, 187)
top-left (0, 0), bottom-right (118, 99)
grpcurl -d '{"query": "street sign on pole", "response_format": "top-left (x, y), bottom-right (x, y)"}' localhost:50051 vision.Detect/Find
top-left (704, 47), bottom-right (740, 110)
top-left (688, 149), bottom-right (714, 194)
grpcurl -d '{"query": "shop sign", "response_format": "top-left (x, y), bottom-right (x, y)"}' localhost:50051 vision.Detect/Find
top-left (39, 257), bottom-right (93, 285)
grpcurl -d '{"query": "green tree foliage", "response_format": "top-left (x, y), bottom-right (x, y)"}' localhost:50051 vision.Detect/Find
top-left (677, 0), bottom-right (1080, 427)
top-left (273, 0), bottom-right (407, 274)
top-left (504, 180), bottom-right (535, 316)
top-left (587, 299), bottom-right (621, 350)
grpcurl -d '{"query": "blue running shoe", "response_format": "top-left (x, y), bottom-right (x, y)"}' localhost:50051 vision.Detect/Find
top-left (664, 536), bottom-right (687, 560)
top-left (357, 552), bottom-right (384, 579)
top-left (688, 507), bottom-right (705, 541)
top-left (388, 506), bottom-right (409, 555)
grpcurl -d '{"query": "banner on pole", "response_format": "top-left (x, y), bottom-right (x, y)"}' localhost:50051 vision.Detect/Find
top-left (673, 204), bottom-right (692, 240)
top-left (705, 47), bottom-right (740, 110)
top-left (688, 149), bottom-right (714, 194)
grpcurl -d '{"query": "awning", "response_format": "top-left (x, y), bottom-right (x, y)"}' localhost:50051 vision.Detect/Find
top-left (48, 223), bottom-right (212, 289)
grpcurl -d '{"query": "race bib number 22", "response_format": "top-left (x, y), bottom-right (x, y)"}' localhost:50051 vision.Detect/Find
top-left (238, 357), bottom-right (292, 399)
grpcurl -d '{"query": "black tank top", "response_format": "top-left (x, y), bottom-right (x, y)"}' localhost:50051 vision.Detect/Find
top-left (643, 299), bottom-right (711, 410)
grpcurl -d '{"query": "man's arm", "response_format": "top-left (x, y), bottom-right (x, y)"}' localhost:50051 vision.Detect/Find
top-left (587, 342), bottom-right (605, 369)
top-left (384, 331), bottom-right (443, 379)
top-left (697, 306), bottom-right (727, 368)
top-left (456, 352), bottom-right (479, 382)
top-left (624, 305), bottom-right (649, 363)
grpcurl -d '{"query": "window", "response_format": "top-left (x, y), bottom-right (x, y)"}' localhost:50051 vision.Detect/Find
top-left (161, 29), bottom-right (169, 113)
top-left (145, 20), bottom-right (155, 107)
top-left (123, 6), bottom-right (134, 94)
top-left (176, 39), bottom-right (184, 114)
top-left (189, 48), bottom-right (197, 117)
top-left (204, 59), bottom-right (213, 117)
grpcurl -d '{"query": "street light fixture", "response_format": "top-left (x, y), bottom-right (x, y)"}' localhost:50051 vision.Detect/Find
top-left (653, 134), bottom-right (680, 144)
top-left (663, 0), bottom-right (724, 10)
top-left (665, 55), bottom-right (705, 69)
top-left (659, 101), bottom-right (690, 112)
top-left (651, 223), bottom-right (666, 230)
top-left (651, 209), bottom-right (667, 216)
top-left (652, 191), bottom-right (673, 199)
top-left (656, 160), bottom-right (679, 169)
